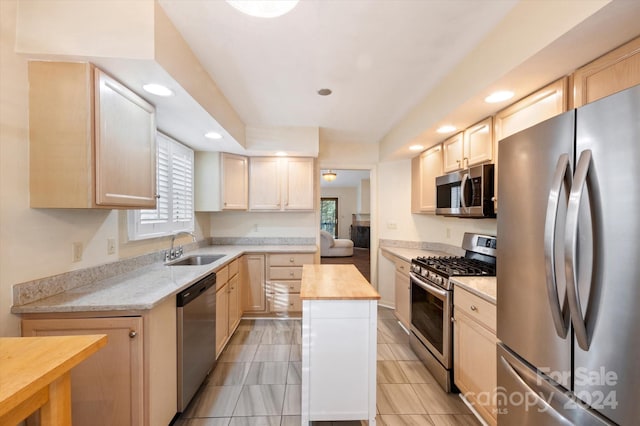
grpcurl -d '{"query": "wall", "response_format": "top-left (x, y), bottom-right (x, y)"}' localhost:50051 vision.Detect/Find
top-left (320, 187), bottom-right (358, 240)
top-left (0, 1), bottom-right (208, 337)
top-left (209, 212), bottom-right (317, 239)
top-left (357, 179), bottom-right (370, 214)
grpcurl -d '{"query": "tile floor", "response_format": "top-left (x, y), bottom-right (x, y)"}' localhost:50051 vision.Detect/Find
top-left (174, 307), bottom-right (480, 426)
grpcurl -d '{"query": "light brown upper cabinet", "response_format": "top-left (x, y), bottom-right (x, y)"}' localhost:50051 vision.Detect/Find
top-left (411, 144), bottom-right (443, 214)
top-left (572, 36), bottom-right (640, 108)
top-left (195, 152), bottom-right (248, 211)
top-left (29, 61), bottom-right (157, 209)
top-left (463, 117), bottom-right (494, 168)
top-left (442, 132), bottom-right (464, 173)
top-left (249, 157), bottom-right (315, 211)
top-left (493, 78), bottom-right (568, 212)
top-left (443, 118), bottom-right (493, 173)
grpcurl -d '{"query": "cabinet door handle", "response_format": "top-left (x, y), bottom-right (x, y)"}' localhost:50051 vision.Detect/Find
top-left (289, 271), bottom-right (294, 277)
top-left (155, 194), bottom-right (161, 199)
top-left (289, 258), bottom-right (295, 263)
top-left (470, 305), bottom-right (478, 311)
top-left (129, 330), bottom-right (137, 338)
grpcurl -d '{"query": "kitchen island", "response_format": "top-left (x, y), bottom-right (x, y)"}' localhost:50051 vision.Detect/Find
top-left (0, 334), bottom-right (107, 425)
top-left (300, 264), bottom-right (380, 425)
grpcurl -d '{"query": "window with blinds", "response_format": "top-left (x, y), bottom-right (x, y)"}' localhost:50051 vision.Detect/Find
top-left (128, 132), bottom-right (194, 240)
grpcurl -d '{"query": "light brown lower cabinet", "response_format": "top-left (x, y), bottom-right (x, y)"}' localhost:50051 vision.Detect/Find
top-left (216, 259), bottom-right (242, 358)
top-left (21, 297), bottom-right (176, 426)
top-left (241, 254), bottom-right (267, 313)
top-left (393, 259), bottom-right (411, 329)
top-left (453, 287), bottom-right (497, 425)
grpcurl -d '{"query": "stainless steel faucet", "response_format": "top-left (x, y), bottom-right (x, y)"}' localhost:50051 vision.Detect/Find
top-left (167, 231), bottom-right (196, 261)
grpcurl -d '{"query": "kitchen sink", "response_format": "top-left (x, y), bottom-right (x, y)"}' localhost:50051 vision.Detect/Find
top-left (167, 254), bottom-right (225, 266)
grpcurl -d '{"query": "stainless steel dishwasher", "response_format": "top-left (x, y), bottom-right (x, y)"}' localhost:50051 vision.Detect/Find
top-left (177, 272), bottom-right (216, 412)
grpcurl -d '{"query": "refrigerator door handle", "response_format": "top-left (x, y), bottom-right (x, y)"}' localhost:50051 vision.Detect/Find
top-left (544, 154), bottom-right (571, 338)
top-left (565, 149), bottom-right (593, 351)
top-left (499, 354), bottom-right (573, 425)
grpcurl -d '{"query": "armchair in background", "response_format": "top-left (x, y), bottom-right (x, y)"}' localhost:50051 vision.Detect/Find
top-left (320, 230), bottom-right (354, 257)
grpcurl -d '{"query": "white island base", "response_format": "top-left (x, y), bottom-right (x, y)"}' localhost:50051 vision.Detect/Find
top-left (300, 265), bottom-right (379, 425)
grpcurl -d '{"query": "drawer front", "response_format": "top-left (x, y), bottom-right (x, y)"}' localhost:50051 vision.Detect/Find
top-left (269, 253), bottom-right (315, 267)
top-left (228, 258), bottom-right (239, 277)
top-left (395, 259), bottom-right (410, 276)
top-left (216, 265), bottom-right (229, 284)
top-left (270, 293), bottom-right (301, 312)
top-left (268, 280), bottom-right (301, 293)
top-left (307, 300), bottom-right (371, 319)
top-left (269, 266), bottom-right (303, 280)
top-left (454, 287), bottom-right (496, 333)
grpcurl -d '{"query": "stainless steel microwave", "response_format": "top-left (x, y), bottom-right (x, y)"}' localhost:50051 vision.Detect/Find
top-left (435, 164), bottom-right (495, 218)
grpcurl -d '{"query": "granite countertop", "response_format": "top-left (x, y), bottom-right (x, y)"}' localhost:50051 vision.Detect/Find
top-left (450, 276), bottom-right (497, 305)
top-left (380, 246), bottom-right (450, 262)
top-left (11, 245), bottom-right (317, 314)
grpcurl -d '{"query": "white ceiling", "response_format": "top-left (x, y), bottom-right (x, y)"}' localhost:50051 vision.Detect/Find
top-left (151, 0), bottom-right (640, 159)
top-left (158, 0), bottom-right (518, 145)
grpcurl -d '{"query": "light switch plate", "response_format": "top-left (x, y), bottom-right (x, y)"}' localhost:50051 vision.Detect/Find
top-left (72, 242), bottom-right (83, 262)
top-left (107, 238), bottom-right (116, 255)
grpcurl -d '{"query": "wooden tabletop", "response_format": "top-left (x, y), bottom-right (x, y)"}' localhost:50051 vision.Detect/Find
top-left (0, 334), bottom-right (107, 424)
top-left (300, 264), bottom-right (381, 300)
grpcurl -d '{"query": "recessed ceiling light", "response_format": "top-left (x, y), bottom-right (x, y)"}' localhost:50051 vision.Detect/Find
top-left (485, 90), bottom-right (514, 104)
top-left (226, 0), bottom-right (299, 18)
top-left (317, 88), bottom-right (332, 96)
top-left (275, 151), bottom-right (287, 157)
top-left (204, 131), bottom-right (223, 140)
top-left (436, 125), bottom-right (457, 134)
top-left (142, 83), bottom-right (173, 97)
top-left (409, 145), bottom-right (424, 151)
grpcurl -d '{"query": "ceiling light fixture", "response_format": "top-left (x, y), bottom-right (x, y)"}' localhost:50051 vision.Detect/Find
top-left (322, 170), bottom-right (337, 182)
top-left (142, 83), bottom-right (174, 97)
top-left (436, 125), bottom-right (457, 134)
top-left (204, 131), bottom-right (223, 140)
top-left (275, 151), bottom-right (287, 157)
top-left (317, 88), bottom-right (332, 96)
top-left (409, 145), bottom-right (424, 151)
top-left (226, 0), bottom-right (299, 18)
top-left (485, 90), bottom-right (514, 104)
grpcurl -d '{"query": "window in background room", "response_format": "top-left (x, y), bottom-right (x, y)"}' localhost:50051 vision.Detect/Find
top-left (127, 132), bottom-right (194, 240)
top-left (320, 197), bottom-right (338, 238)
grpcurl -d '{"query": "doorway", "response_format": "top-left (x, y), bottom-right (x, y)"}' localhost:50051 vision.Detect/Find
top-left (319, 169), bottom-right (372, 282)
top-left (320, 197), bottom-right (338, 238)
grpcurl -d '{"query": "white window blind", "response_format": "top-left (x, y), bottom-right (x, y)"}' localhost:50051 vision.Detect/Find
top-left (128, 132), bottom-right (194, 240)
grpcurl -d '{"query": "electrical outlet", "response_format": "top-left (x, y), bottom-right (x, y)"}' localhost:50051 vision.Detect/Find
top-left (387, 221), bottom-right (398, 230)
top-left (72, 242), bottom-right (83, 262)
top-left (107, 238), bottom-right (116, 255)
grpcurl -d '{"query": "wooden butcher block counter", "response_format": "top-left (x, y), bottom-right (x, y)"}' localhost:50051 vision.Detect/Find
top-left (300, 264), bottom-right (379, 425)
top-left (0, 334), bottom-right (107, 425)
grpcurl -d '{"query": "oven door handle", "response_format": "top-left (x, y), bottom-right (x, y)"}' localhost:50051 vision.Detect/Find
top-left (411, 274), bottom-right (447, 299)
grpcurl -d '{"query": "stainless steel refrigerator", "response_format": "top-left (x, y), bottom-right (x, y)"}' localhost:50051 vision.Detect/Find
top-left (497, 84), bottom-right (640, 425)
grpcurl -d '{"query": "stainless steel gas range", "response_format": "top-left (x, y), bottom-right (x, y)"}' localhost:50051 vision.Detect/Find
top-left (409, 232), bottom-right (496, 392)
